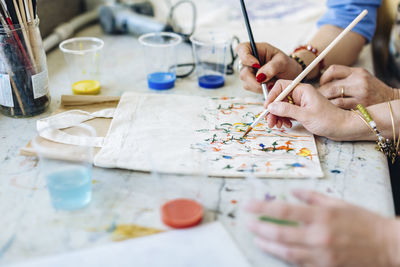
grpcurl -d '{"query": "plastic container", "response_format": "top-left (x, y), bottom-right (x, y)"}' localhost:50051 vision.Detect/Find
top-left (59, 37), bottom-right (104, 95)
top-left (190, 31), bottom-right (229, 89)
top-left (0, 19), bottom-right (50, 117)
top-left (139, 32), bottom-right (182, 90)
top-left (32, 124), bottom-right (95, 210)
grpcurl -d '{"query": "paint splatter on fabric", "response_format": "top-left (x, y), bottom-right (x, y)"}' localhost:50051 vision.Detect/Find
top-left (94, 93), bottom-right (323, 178)
top-left (192, 97), bottom-right (323, 178)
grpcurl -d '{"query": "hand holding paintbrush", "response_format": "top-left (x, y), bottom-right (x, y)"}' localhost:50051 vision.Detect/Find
top-left (242, 9), bottom-right (369, 137)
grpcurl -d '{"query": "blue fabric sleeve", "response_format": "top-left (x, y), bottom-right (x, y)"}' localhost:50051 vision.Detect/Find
top-left (317, 0), bottom-right (381, 42)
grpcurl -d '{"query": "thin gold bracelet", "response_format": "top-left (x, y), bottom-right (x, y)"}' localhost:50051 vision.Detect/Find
top-left (388, 101), bottom-right (400, 163)
top-left (351, 109), bottom-right (375, 134)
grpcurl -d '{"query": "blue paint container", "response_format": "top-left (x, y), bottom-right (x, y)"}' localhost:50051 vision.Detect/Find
top-left (190, 31), bottom-right (229, 90)
top-left (198, 74), bottom-right (225, 89)
top-left (139, 32), bottom-right (182, 90)
top-left (147, 72), bottom-right (176, 90)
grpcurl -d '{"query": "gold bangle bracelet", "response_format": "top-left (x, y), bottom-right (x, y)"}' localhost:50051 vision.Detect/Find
top-left (387, 101), bottom-right (399, 163)
top-left (351, 109), bottom-right (375, 134)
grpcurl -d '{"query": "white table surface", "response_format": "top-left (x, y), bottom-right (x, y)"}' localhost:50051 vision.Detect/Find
top-left (0, 9), bottom-right (395, 267)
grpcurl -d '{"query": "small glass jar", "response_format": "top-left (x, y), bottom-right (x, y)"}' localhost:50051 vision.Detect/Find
top-left (0, 19), bottom-right (50, 117)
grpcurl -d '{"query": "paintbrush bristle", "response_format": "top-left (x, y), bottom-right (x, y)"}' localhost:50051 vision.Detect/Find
top-left (242, 127), bottom-right (253, 138)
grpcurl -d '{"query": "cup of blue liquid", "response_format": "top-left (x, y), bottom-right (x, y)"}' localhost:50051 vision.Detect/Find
top-left (32, 124), bottom-right (95, 210)
top-left (139, 32), bottom-right (182, 90)
top-left (190, 31), bottom-right (229, 89)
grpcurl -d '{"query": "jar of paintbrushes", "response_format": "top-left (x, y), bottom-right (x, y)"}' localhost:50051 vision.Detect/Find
top-left (0, 0), bottom-right (50, 118)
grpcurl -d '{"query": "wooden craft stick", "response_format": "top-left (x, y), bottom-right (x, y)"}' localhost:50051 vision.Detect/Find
top-left (26, 0), bottom-right (33, 20)
top-left (12, 0), bottom-right (35, 64)
top-left (61, 95), bottom-right (121, 107)
top-left (243, 9), bottom-right (369, 137)
top-left (26, 0), bottom-right (39, 65)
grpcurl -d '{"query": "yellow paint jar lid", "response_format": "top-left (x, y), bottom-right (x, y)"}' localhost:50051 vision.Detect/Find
top-left (72, 80), bottom-right (101, 95)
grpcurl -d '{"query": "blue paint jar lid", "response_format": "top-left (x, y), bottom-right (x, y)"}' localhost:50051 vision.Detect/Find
top-left (147, 72), bottom-right (176, 90)
top-left (198, 75), bottom-right (225, 89)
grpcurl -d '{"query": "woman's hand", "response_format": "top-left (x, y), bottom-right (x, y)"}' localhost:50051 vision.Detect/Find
top-left (264, 80), bottom-right (363, 141)
top-left (236, 42), bottom-right (302, 94)
top-left (318, 65), bottom-right (398, 109)
top-left (245, 190), bottom-right (400, 267)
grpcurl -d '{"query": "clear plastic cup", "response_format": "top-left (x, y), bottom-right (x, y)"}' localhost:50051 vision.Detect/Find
top-left (190, 31), bottom-right (229, 89)
top-left (139, 32), bottom-right (182, 90)
top-left (59, 37), bottom-right (104, 95)
top-left (32, 124), bottom-right (95, 210)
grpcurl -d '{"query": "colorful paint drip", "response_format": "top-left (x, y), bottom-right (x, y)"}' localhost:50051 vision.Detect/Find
top-left (190, 96), bottom-right (323, 177)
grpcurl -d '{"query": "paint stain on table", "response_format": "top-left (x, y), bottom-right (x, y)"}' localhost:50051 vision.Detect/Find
top-left (111, 224), bottom-right (163, 242)
top-left (330, 170), bottom-right (341, 174)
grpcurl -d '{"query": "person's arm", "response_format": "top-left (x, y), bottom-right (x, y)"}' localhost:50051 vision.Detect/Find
top-left (294, 25), bottom-right (366, 80)
top-left (344, 100), bottom-right (400, 141)
top-left (296, 0), bottom-right (381, 80)
top-left (265, 80), bottom-right (400, 142)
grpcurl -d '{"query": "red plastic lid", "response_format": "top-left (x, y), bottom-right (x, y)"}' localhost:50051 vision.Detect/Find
top-left (161, 198), bottom-right (203, 229)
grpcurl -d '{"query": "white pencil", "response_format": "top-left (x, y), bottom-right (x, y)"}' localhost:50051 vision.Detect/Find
top-left (243, 9), bottom-right (368, 137)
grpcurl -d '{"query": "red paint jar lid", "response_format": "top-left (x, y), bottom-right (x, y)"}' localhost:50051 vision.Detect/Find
top-left (161, 198), bottom-right (203, 229)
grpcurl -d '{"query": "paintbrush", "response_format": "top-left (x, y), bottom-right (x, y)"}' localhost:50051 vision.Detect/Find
top-left (242, 9), bottom-right (368, 138)
top-left (239, 0), bottom-right (268, 100)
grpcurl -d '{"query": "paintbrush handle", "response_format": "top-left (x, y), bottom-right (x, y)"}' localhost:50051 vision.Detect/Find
top-left (239, 0), bottom-right (260, 61)
top-left (249, 9), bottom-right (368, 129)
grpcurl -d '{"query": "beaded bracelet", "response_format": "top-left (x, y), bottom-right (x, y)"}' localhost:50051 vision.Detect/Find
top-left (292, 44), bottom-right (325, 79)
top-left (356, 104), bottom-right (397, 162)
top-left (289, 54), bottom-right (306, 71)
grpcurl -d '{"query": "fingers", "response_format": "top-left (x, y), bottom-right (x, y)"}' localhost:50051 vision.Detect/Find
top-left (330, 97), bottom-right (358, 109)
top-left (248, 220), bottom-right (306, 245)
top-left (265, 80), bottom-right (293, 107)
top-left (236, 43), bottom-right (260, 67)
top-left (240, 67), bottom-right (262, 93)
top-left (319, 65), bottom-right (352, 85)
top-left (318, 83), bottom-right (344, 99)
top-left (254, 238), bottom-right (311, 266)
top-left (293, 189), bottom-right (342, 206)
top-left (244, 199), bottom-right (316, 223)
top-left (268, 102), bottom-right (303, 121)
top-left (256, 53), bottom-right (288, 83)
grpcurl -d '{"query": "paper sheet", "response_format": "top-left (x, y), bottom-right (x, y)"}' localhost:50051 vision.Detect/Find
top-left (95, 93), bottom-right (323, 178)
top-left (10, 222), bottom-right (251, 267)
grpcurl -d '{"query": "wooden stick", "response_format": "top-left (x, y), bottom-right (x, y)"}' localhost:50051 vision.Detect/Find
top-left (26, 0), bottom-right (33, 21)
top-left (25, 0), bottom-right (38, 65)
top-left (243, 9), bottom-right (369, 137)
top-left (12, 0), bottom-right (35, 64)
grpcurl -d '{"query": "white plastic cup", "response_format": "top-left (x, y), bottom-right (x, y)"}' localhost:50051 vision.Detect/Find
top-left (59, 37), bottom-right (104, 95)
top-left (139, 32), bottom-right (182, 90)
top-left (190, 31), bottom-right (229, 89)
top-left (32, 124), bottom-right (95, 210)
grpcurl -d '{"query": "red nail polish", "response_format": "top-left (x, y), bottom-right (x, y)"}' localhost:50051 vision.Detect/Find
top-left (256, 73), bottom-right (267, 83)
top-left (252, 63), bottom-right (261, 69)
top-left (268, 84), bottom-right (274, 90)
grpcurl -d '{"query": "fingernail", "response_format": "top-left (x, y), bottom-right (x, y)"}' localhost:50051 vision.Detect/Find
top-left (267, 83), bottom-right (274, 90)
top-left (256, 73), bottom-right (267, 83)
top-left (252, 63), bottom-right (261, 69)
